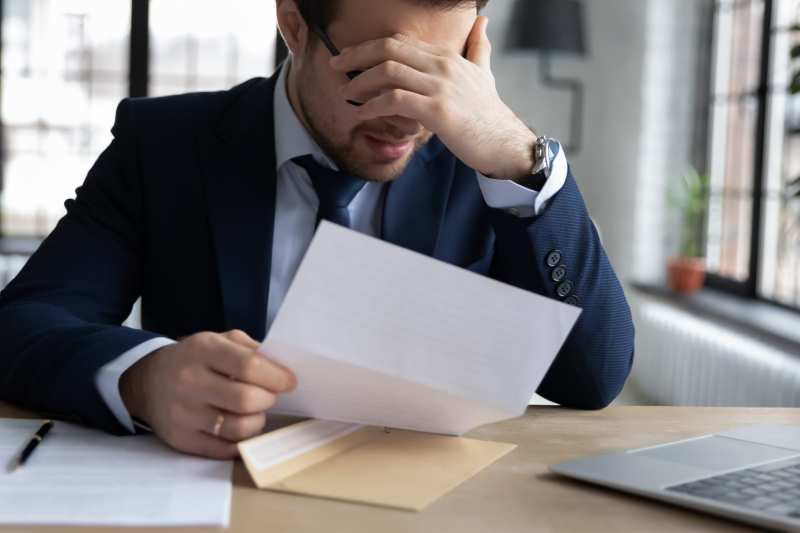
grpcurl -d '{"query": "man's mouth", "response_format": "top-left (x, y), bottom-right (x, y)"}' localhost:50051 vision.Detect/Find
top-left (363, 134), bottom-right (414, 161)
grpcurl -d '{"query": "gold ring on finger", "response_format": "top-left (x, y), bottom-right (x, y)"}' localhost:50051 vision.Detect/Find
top-left (212, 414), bottom-right (225, 437)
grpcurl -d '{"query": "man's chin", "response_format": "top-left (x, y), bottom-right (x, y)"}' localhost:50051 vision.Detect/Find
top-left (335, 131), bottom-right (433, 183)
top-left (349, 152), bottom-right (416, 183)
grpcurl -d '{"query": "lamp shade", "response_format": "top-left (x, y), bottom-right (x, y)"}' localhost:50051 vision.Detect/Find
top-left (506, 0), bottom-right (588, 56)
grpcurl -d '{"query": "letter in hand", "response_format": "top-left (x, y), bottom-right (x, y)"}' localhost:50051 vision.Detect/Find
top-left (120, 330), bottom-right (297, 460)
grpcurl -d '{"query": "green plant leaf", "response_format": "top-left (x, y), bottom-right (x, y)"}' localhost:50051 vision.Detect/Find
top-left (792, 70), bottom-right (800, 94)
top-left (671, 168), bottom-right (710, 259)
top-left (789, 176), bottom-right (800, 197)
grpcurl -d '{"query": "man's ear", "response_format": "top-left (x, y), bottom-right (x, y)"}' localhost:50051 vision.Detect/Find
top-left (276, 0), bottom-right (309, 57)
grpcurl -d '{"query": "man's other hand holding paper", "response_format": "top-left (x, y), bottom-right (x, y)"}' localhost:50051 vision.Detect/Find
top-left (120, 330), bottom-right (296, 459)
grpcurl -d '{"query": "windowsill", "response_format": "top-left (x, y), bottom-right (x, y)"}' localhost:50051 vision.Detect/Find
top-left (0, 236), bottom-right (43, 256)
top-left (632, 283), bottom-right (800, 355)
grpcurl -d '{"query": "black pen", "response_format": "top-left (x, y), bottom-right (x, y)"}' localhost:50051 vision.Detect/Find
top-left (8, 420), bottom-right (54, 472)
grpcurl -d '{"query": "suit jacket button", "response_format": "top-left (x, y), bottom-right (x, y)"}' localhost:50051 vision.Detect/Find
top-left (556, 280), bottom-right (574, 298)
top-left (565, 295), bottom-right (581, 306)
top-left (546, 250), bottom-right (562, 268)
top-left (552, 265), bottom-right (567, 283)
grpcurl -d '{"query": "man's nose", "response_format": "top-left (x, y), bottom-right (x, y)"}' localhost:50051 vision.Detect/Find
top-left (383, 116), bottom-right (423, 138)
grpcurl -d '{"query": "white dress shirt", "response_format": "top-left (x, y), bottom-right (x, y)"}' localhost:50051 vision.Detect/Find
top-left (95, 58), bottom-right (569, 433)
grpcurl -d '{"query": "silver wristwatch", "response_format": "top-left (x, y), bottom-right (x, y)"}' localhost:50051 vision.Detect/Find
top-left (532, 136), bottom-right (560, 178)
top-left (520, 136), bottom-right (560, 191)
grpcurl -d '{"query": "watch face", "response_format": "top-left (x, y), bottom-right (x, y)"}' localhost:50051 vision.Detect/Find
top-left (546, 139), bottom-right (560, 162)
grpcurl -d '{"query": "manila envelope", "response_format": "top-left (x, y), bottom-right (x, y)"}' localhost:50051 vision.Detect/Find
top-left (238, 420), bottom-right (516, 511)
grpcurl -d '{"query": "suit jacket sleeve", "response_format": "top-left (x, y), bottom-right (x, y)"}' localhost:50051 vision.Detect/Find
top-left (0, 99), bottom-right (162, 434)
top-left (486, 168), bottom-right (635, 409)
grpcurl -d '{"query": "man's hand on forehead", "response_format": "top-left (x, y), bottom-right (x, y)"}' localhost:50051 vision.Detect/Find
top-left (329, 16), bottom-right (538, 181)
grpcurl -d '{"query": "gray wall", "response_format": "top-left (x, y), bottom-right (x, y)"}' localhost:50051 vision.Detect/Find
top-left (485, 0), bottom-right (712, 284)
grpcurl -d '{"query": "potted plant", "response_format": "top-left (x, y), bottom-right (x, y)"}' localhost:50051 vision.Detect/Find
top-left (788, 24), bottom-right (799, 213)
top-left (791, 23), bottom-right (799, 95)
top-left (667, 169), bottom-right (710, 294)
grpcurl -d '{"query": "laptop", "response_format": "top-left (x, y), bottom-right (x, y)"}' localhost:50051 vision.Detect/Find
top-left (550, 424), bottom-right (800, 532)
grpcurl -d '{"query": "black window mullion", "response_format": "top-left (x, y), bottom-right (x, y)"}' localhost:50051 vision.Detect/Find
top-left (747, 0), bottom-right (774, 297)
top-left (129, 0), bottom-right (150, 98)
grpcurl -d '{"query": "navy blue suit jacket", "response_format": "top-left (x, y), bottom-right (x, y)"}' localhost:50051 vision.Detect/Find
top-left (0, 67), bottom-right (634, 434)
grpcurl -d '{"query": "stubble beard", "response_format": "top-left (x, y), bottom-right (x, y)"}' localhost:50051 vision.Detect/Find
top-left (296, 74), bottom-right (431, 183)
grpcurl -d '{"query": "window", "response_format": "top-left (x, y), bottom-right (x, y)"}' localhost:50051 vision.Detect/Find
top-left (706, 0), bottom-right (800, 309)
top-left (0, 0), bottom-right (279, 238)
top-left (0, 0), bottom-right (130, 236)
top-left (149, 0), bottom-right (277, 97)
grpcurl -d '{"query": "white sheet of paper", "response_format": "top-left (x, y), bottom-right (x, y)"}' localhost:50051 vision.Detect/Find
top-left (261, 222), bottom-right (581, 435)
top-left (0, 419), bottom-right (232, 527)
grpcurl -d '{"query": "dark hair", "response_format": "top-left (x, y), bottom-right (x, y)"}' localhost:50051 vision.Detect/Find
top-left (295, 0), bottom-right (489, 31)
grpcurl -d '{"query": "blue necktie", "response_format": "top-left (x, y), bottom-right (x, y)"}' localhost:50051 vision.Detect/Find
top-left (292, 155), bottom-right (367, 228)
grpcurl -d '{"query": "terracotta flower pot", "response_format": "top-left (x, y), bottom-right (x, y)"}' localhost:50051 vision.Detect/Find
top-left (666, 257), bottom-right (706, 294)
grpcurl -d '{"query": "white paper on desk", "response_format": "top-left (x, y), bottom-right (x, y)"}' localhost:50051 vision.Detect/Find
top-left (262, 222), bottom-right (581, 435)
top-left (0, 419), bottom-right (232, 527)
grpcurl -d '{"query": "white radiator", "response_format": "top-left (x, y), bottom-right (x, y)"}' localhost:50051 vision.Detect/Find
top-left (631, 297), bottom-right (800, 407)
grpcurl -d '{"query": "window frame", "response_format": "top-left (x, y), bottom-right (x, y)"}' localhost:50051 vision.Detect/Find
top-left (706, 0), bottom-right (800, 313)
top-left (0, 0), bottom-right (286, 239)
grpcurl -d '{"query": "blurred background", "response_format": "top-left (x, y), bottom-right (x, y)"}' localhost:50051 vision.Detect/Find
top-left (0, 0), bottom-right (798, 407)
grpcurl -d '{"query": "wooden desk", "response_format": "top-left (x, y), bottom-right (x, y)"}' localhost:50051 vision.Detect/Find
top-left (1, 403), bottom-right (797, 533)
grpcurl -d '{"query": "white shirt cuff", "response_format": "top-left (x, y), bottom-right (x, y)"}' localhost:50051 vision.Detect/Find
top-left (94, 337), bottom-right (176, 433)
top-left (475, 146), bottom-right (569, 217)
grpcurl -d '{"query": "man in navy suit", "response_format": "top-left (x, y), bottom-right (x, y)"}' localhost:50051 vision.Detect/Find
top-left (0, 0), bottom-right (634, 459)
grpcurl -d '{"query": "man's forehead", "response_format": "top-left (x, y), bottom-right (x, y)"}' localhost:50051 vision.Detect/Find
top-left (328, 0), bottom-right (476, 55)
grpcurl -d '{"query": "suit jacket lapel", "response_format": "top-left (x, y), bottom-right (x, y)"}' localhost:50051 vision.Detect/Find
top-left (204, 75), bottom-right (279, 341)
top-left (382, 135), bottom-right (454, 258)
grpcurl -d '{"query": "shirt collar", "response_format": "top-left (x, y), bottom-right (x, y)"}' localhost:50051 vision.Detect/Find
top-left (273, 58), bottom-right (339, 171)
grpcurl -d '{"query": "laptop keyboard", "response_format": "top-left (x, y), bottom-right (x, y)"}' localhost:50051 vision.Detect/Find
top-left (667, 456), bottom-right (800, 519)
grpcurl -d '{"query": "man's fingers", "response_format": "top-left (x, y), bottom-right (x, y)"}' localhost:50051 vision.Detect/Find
top-left (204, 337), bottom-right (296, 393)
top-left (356, 88), bottom-right (433, 126)
top-left (213, 411), bottom-right (267, 442)
top-left (177, 431), bottom-right (240, 460)
top-left (178, 405), bottom-right (267, 442)
top-left (465, 16), bottom-right (491, 70)
top-left (331, 34), bottom-right (441, 77)
top-left (342, 60), bottom-right (439, 102)
top-left (196, 368), bottom-right (277, 414)
top-left (222, 329), bottom-right (260, 350)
